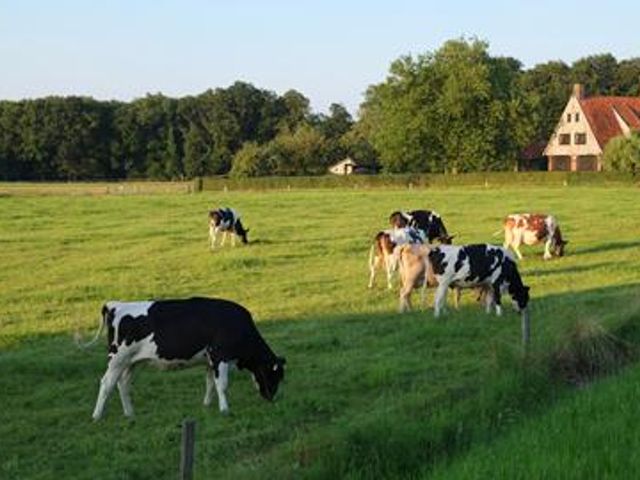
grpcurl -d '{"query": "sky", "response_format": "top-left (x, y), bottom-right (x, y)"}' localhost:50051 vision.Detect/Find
top-left (1, 0), bottom-right (639, 115)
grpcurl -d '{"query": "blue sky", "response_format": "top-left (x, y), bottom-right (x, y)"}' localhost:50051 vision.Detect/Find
top-left (1, 0), bottom-right (638, 114)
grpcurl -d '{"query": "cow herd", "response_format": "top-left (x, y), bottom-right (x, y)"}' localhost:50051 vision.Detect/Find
top-left (368, 210), bottom-right (562, 318)
top-left (82, 204), bottom-right (567, 420)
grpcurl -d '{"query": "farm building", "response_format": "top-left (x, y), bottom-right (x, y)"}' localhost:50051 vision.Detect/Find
top-left (541, 83), bottom-right (640, 171)
top-left (328, 157), bottom-right (372, 175)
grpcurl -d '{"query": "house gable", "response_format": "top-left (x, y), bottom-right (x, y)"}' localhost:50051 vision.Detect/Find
top-left (544, 94), bottom-right (602, 157)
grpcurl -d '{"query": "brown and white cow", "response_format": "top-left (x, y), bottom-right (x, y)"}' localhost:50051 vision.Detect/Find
top-left (502, 213), bottom-right (567, 260)
top-left (368, 227), bottom-right (423, 290)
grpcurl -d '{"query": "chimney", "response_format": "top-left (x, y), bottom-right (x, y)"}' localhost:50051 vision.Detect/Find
top-left (572, 83), bottom-right (584, 99)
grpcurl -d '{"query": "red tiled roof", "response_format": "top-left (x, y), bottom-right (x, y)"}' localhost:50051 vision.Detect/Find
top-left (579, 96), bottom-right (640, 148)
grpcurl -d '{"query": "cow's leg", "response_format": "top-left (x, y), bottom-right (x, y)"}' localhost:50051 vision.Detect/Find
top-left (398, 284), bottom-right (412, 312)
top-left (92, 362), bottom-right (125, 420)
top-left (483, 288), bottom-right (495, 314)
top-left (214, 361), bottom-right (231, 413)
top-left (492, 283), bottom-right (503, 316)
top-left (385, 255), bottom-right (395, 290)
top-left (368, 247), bottom-right (379, 289)
top-left (503, 229), bottom-right (512, 251)
top-left (232, 232), bottom-right (237, 247)
top-left (543, 238), bottom-right (552, 260)
top-left (513, 241), bottom-right (524, 260)
top-left (453, 287), bottom-right (462, 309)
top-left (433, 282), bottom-right (449, 318)
top-left (209, 227), bottom-right (217, 250)
top-left (220, 231), bottom-right (228, 246)
top-left (117, 366), bottom-right (134, 418)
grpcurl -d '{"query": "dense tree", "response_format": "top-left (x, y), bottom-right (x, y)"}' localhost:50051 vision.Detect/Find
top-left (603, 133), bottom-right (640, 174)
top-left (361, 38), bottom-right (532, 173)
top-left (519, 61), bottom-right (572, 141)
top-left (1, 41), bottom-right (639, 181)
top-left (571, 54), bottom-right (618, 96)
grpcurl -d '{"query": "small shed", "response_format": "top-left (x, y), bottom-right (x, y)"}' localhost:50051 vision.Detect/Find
top-left (328, 157), bottom-right (358, 175)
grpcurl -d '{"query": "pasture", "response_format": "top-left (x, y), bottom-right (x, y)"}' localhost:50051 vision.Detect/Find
top-left (1, 185), bottom-right (640, 479)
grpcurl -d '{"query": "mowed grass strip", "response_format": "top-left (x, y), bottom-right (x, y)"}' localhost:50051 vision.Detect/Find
top-left (0, 186), bottom-right (639, 479)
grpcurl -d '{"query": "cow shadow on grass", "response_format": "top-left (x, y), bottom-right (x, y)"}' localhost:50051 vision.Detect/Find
top-left (570, 240), bottom-right (640, 256)
top-left (522, 261), bottom-right (617, 278)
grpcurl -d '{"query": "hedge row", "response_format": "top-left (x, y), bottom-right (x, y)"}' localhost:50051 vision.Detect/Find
top-left (199, 171), bottom-right (638, 191)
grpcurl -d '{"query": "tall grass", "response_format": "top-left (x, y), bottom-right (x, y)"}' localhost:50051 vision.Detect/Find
top-left (1, 186), bottom-right (639, 479)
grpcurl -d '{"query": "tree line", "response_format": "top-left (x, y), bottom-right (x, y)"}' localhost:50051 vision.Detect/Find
top-left (1, 38), bottom-right (639, 180)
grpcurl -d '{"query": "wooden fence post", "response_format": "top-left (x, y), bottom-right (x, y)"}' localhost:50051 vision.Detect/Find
top-left (179, 419), bottom-right (196, 480)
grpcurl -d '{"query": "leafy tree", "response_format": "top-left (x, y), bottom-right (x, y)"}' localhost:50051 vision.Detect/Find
top-left (571, 53), bottom-right (618, 95)
top-left (603, 133), bottom-right (640, 174)
top-left (230, 141), bottom-right (273, 177)
top-left (520, 61), bottom-right (572, 141)
top-left (614, 58), bottom-right (640, 96)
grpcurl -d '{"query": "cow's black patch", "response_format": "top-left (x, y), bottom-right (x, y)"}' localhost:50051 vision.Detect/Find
top-left (409, 210), bottom-right (450, 243)
top-left (454, 249), bottom-right (467, 272)
top-left (463, 244), bottom-right (502, 283)
top-left (428, 248), bottom-right (448, 275)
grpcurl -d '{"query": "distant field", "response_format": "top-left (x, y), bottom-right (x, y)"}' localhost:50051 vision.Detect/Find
top-left (1, 185), bottom-right (639, 479)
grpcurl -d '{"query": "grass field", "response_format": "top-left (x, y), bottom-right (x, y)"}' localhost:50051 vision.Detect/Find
top-left (1, 185), bottom-right (639, 479)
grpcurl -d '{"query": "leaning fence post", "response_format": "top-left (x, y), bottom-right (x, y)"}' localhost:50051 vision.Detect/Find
top-left (179, 419), bottom-right (196, 480)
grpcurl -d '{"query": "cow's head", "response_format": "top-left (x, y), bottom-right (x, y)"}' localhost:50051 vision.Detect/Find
top-left (510, 285), bottom-right (530, 312)
top-left (209, 210), bottom-right (222, 227)
top-left (253, 356), bottom-right (286, 401)
top-left (552, 228), bottom-right (568, 257)
top-left (438, 234), bottom-right (455, 245)
top-left (389, 211), bottom-right (408, 229)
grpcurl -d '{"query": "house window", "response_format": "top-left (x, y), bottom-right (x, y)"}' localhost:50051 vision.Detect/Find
top-left (575, 112), bottom-right (580, 122)
top-left (574, 133), bottom-right (587, 145)
top-left (559, 134), bottom-right (571, 145)
top-left (566, 113), bottom-right (571, 122)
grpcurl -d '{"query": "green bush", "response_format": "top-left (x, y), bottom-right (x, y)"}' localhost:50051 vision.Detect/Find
top-left (199, 171), bottom-right (638, 191)
top-left (603, 133), bottom-right (640, 174)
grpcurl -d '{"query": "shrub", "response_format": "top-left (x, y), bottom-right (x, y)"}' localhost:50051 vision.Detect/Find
top-left (603, 133), bottom-right (640, 174)
top-left (550, 319), bottom-right (633, 386)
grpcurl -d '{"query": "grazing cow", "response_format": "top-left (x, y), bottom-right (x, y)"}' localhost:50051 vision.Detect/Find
top-left (82, 297), bottom-right (286, 420)
top-left (502, 213), bottom-right (567, 260)
top-left (209, 207), bottom-right (249, 248)
top-left (368, 227), bottom-right (424, 290)
top-left (427, 244), bottom-right (530, 318)
top-left (397, 243), bottom-right (492, 313)
top-left (389, 210), bottom-right (454, 244)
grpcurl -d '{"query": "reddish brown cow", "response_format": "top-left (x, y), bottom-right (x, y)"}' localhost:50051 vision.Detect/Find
top-left (502, 213), bottom-right (567, 260)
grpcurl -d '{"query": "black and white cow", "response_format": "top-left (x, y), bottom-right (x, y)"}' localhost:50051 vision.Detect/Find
top-left (389, 210), bottom-right (454, 244)
top-left (427, 244), bottom-right (530, 318)
top-left (83, 297), bottom-right (286, 420)
top-left (209, 207), bottom-right (249, 248)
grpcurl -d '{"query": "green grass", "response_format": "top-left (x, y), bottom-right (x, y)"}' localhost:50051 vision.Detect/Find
top-left (1, 186), bottom-right (639, 479)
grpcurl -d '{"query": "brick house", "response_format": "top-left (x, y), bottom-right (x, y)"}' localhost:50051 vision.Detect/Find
top-left (543, 84), bottom-right (640, 171)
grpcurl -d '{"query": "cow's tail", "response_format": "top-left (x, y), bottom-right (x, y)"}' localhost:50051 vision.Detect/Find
top-left (75, 315), bottom-right (105, 349)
